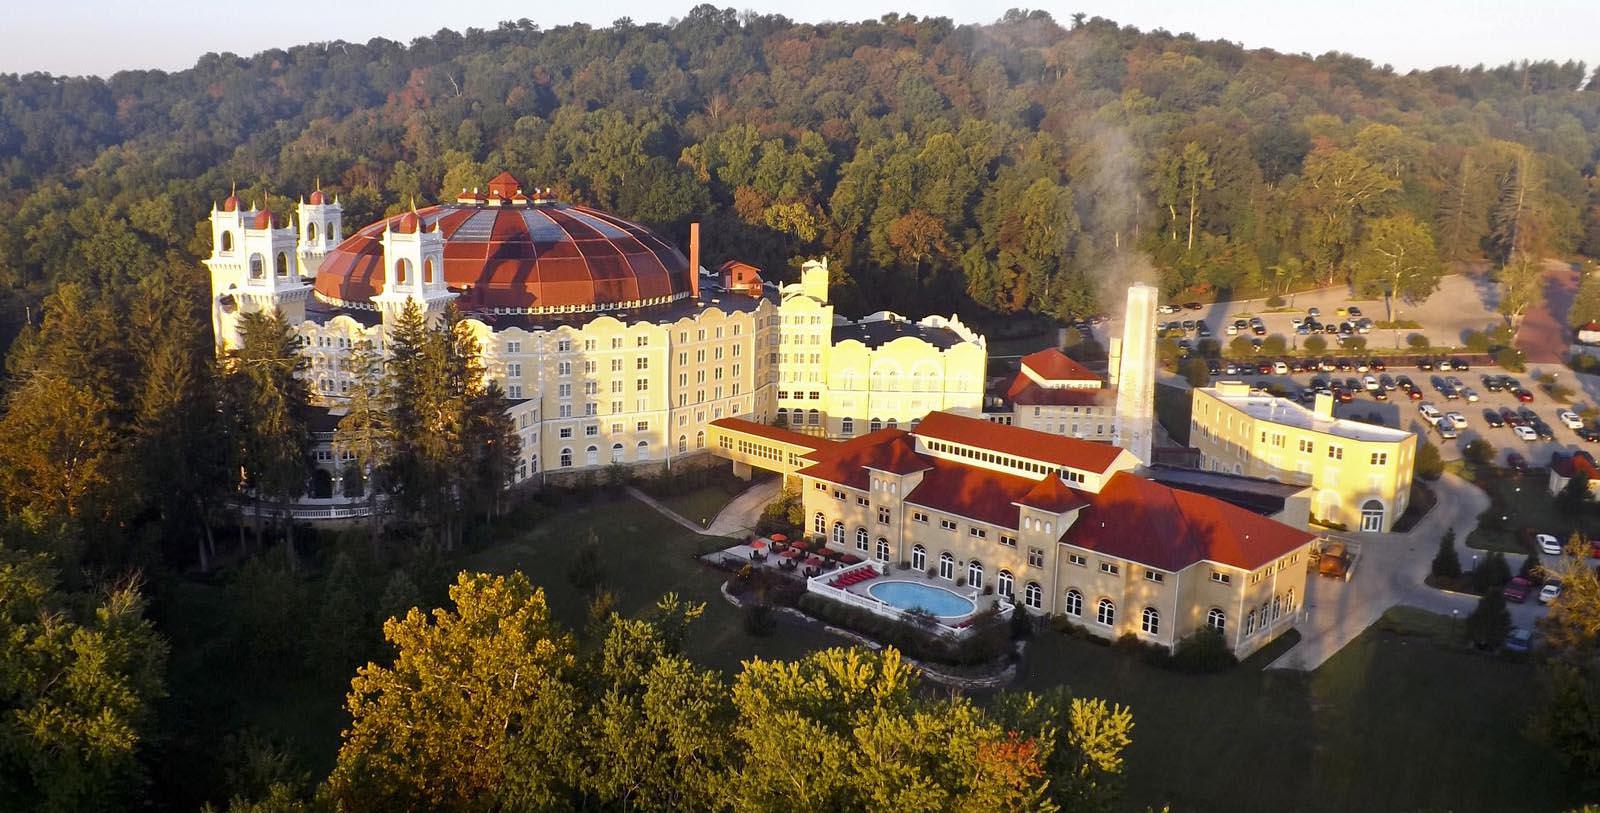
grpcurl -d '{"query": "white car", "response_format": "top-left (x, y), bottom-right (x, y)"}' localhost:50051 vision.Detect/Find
top-left (1226, 323), bottom-right (1239, 336)
top-left (1446, 412), bottom-right (1468, 429)
top-left (1513, 425), bottom-right (1538, 441)
top-left (1536, 533), bottom-right (1563, 556)
top-left (1419, 403), bottom-right (1442, 421)
top-left (1559, 410), bottom-right (1584, 430)
top-left (1461, 388), bottom-right (1479, 403)
top-left (1273, 361), bottom-right (1289, 375)
top-left (1540, 581), bottom-right (1562, 604)
top-left (1363, 375), bottom-right (1379, 391)
top-left (1290, 316), bottom-right (1303, 326)
top-left (1158, 304), bottom-right (1182, 314)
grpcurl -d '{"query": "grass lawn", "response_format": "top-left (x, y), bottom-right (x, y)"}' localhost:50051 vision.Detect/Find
top-left (654, 482), bottom-right (747, 528)
top-left (1016, 607), bottom-right (1582, 813)
top-left (1155, 382), bottom-right (1192, 445)
top-left (1455, 462), bottom-right (1596, 553)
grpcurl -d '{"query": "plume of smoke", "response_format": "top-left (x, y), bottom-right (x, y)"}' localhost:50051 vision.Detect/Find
top-left (1075, 121), bottom-right (1159, 317)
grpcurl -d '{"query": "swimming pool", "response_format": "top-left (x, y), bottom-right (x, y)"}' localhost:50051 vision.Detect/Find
top-left (867, 580), bottom-right (975, 619)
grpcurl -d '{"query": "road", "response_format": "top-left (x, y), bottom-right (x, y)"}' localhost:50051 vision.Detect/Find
top-left (627, 478), bottom-right (779, 539)
top-left (1269, 471), bottom-right (1556, 671)
top-left (1515, 260), bottom-right (1581, 364)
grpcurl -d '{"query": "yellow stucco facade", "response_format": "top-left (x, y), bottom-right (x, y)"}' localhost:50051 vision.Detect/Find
top-left (1190, 382), bottom-right (1417, 532)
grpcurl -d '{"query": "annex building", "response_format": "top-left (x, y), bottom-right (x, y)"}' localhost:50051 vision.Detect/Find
top-left (985, 348), bottom-right (1116, 441)
top-left (205, 172), bottom-right (985, 506)
top-left (1190, 382), bottom-right (1416, 533)
top-left (713, 410), bottom-right (1316, 658)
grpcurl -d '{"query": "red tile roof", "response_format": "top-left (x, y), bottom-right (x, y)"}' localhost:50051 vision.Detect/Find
top-left (1019, 473), bottom-right (1087, 513)
top-left (904, 459), bottom-right (1045, 529)
top-left (1006, 376), bottom-right (1115, 406)
top-left (794, 429), bottom-right (929, 489)
top-left (1021, 348), bottom-right (1101, 382)
top-left (708, 418), bottom-right (834, 453)
top-left (1064, 471), bottom-right (1315, 571)
top-left (912, 411), bottom-right (1127, 473)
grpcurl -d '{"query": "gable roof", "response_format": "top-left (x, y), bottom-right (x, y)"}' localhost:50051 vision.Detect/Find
top-left (903, 459), bottom-right (1048, 529)
top-left (912, 411), bottom-right (1127, 474)
top-left (793, 429), bottom-right (929, 489)
top-left (1021, 348), bottom-right (1101, 382)
top-left (1006, 376), bottom-right (1116, 406)
top-left (708, 417), bottom-right (834, 453)
top-left (1063, 471), bottom-right (1316, 571)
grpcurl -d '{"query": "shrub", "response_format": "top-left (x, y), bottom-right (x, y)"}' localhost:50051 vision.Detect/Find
top-left (1266, 295), bottom-right (1286, 308)
top-left (1172, 628), bottom-right (1238, 673)
top-left (1229, 336), bottom-right (1255, 357)
top-left (1112, 633), bottom-right (1172, 667)
top-left (1569, 353), bottom-right (1600, 375)
top-left (1415, 441), bottom-right (1444, 481)
top-left (1464, 330), bottom-right (1490, 353)
top-left (1407, 333), bottom-right (1431, 350)
top-left (1495, 347), bottom-right (1527, 372)
top-left (1463, 438), bottom-right (1496, 465)
top-left (567, 530), bottom-right (607, 595)
top-left (1261, 335), bottom-right (1288, 355)
top-left (794, 594), bottom-right (1009, 666)
top-left (1184, 358), bottom-right (1211, 388)
top-left (1487, 324), bottom-right (1513, 348)
top-left (1464, 590), bottom-right (1511, 649)
top-left (743, 603), bottom-right (777, 637)
top-left (1342, 336), bottom-right (1368, 352)
top-left (1519, 547), bottom-right (1541, 580)
top-left (1196, 338), bottom-right (1221, 357)
top-left (1303, 335), bottom-right (1327, 353)
top-left (1431, 529), bottom-right (1462, 579)
top-left (1471, 551), bottom-right (1513, 594)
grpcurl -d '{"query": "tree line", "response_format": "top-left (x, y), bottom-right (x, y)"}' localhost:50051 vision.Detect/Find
top-left (1, 9), bottom-right (1598, 334)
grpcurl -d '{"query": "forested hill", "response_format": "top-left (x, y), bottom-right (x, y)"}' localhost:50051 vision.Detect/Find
top-left (1, 6), bottom-right (1598, 326)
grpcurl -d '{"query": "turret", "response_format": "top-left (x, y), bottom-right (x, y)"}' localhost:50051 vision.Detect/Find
top-left (204, 193), bottom-right (310, 352)
top-left (296, 182), bottom-right (342, 275)
top-left (373, 207), bottom-right (456, 324)
top-left (799, 257), bottom-right (830, 304)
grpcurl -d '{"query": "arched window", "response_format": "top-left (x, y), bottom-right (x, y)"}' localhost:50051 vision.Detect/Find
top-left (275, 252), bottom-right (289, 277)
top-left (807, 408), bottom-right (820, 426)
top-left (307, 222), bottom-right (318, 242)
top-left (220, 231), bottom-right (234, 253)
top-left (585, 445), bottom-right (598, 466)
top-left (911, 544), bottom-right (926, 571)
top-left (938, 552), bottom-right (954, 580)
top-left (1064, 589), bottom-right (1083, 617)
top-left (636, 440), bottom-right (649, 460)
top-left (1096, 599), bottom-right (1115, 627)
top-left (870, 418), bottom-right (882, 432)
top-left (1246, 610), bottom-right (1258, 634)
top-left (832, 522), bottom-right (846, 546)
top-left (776, 408), bottom-right (788, 425)
top-left (677, 435), bottom-right (687, 454)
top-left (423, 258), bottom-right (436, 284)
top-left (695, 431), bottom-right (705, 449)
top-left (248, 253), bottom-right (264, 279)
top-left (841, 417), bottom-right (854, 435)
top-left (997, 570), bottom-right (1014, 599)
top-left (967, 561), bottom-right (984, 589)
top-left (814, 513), bottom-right (826, 534)
top-left (395, 258), bottom-right (410, 284)
top-left (1024, 582), bottom-right (1042, 609)
top-left (886, 418), bottom-right (898, 430)
top-left (875, 538), bottom-right (889, 562)
top-left (611, 443), bottom-right (625, 463)
top-left (1285, 588), bottom-right (1295, 614)
top-left (855, 527), bottom-right (868, 551)
top-left (324, 220), bottom-right (334, 240)
top-left (1272, 595), bottom-right (1281, 620)
top-left (1142, 607), bottom-right (1160, 635)
top-left (1206, 608), bottom-right (1226, 633)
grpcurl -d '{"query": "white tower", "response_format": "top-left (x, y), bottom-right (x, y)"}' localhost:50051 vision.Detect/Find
top-left (295, 184), bottom-right (342, 276)
top-left (372, 209), bottom-right (456, 324)
top-left (204, 191), bottom-right (311, 352)
top-left (1112, 282), bottom-right (1158, 464)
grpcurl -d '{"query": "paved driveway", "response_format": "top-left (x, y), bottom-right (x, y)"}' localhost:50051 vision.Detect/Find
top-left (1269, 472), bottom-right (1553, 671)
top-left (1515, 260), bottom-right (1581, 363)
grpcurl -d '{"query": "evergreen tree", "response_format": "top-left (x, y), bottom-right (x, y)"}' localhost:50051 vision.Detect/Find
top-left (311, 552), bottom-right (370, 674)
top-left (224, 310), bottom-right (311, 570)
top-left (1431, 529), bottom-right (1462, 580)
top-left (1465, 589), bottom-right (1512, 649)
top-left (333, 338), bottom-right (393, 552)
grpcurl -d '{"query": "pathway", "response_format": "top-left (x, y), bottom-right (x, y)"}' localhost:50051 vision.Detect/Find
top-left (1269, 472), bottom-right (1549, 671)
top-left (1514, 260), bottom-right (1581, 364)
top-left (627, 477), bottom-right (780, 539)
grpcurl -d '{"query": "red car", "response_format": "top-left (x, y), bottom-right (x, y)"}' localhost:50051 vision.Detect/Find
top-left (1515, 389), bottom-right (1535, 403)
top-left (1504, 577), bottom-right (1533, 603)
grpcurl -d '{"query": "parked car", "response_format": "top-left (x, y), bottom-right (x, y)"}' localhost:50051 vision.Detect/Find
top-left (1158, 304), bottom-right (1181, 314)
top-left (1206, 360), bottom-right (1222, 376)
top-left (1534, 422), bottom-right (1555, 441)
top-left (1484, 409), bottom-right (1505, 428)
top-left (1513, 425), bottom-right (1538, 441)
top-left (1347, 306), bottom-right (1363, 318)
top-left (1504, 577), bottom-right (1533, 603)
top-left (1579, 427), bottom-right (1600, 443)
top-left (1503, 376), bottom-right (1523, 390)
top-left (1370, 358), bottom-right (1386, 371)
top-left (1483, 375), bottom-right (1505, 392)
top-left (1363, 375), bottom-right (1379, 391)
top-left (1252, 324), bottom-right (1267, 336)
top-left (1451, 357), bottom-right (1470, 371)
top-left (1559, 410), bottom-right (1584, 429)
top-left (1537, 533), bottom-right (1563, 556)
top-left (1461, 387), bottom-right (1480, 402)
top-left (1540, 580), bottom-right (1563, 604)
top-left (1417, 357), bottom-right (1435, 371)
top-left (1184, 301), bottom-right (1203, 310)
top-left (1505, 627), bottom-right (1533, 653)
top-left (1419, 402), bottom-right (1443, 421)
top-left (1515, 388), bottom-right (1535, 403)
top-left (1226, 323), bottom-right (1239, 336)
top-left (1446, 412), bottom-right (1469, 429)
top-left (1435, 419), bottom-right (1458, 440)
top-left (1273, 361), bottom-right (1290, 375)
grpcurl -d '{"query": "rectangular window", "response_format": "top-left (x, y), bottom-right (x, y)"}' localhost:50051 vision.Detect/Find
top-left (611, 337), bottom-right (623, 349)
top-left (833, 489), bottom-right (845, 500)
top-left (1100, 562), bottom-right (1120, 575)
top-left (912, 511), bottom-right (929, 524)
top-left (506, 340), bottom-right (521, 354)
top-left (968, 527), bottom-right (987, 539)
top-left (636, 357), bottom-right (649, 370)
top-left (940, 519), bottom-right (957, 531)
top-left (1001, 535), bottom-right (1018, 548)
top-left (1328, 445), bottom-right (1344, 460)
top-left (878, 507), bottom-right (891, 525)
top-left (1299, 439), bottom-right (1313, 453)
top-left (856, 496), bottom-right (869, 507)
top-left (507, 384), bottom-right (523, 399)
top-left (558, 383), bottom-right (571, 398)
top-left (1144, 570), bottom-right (1165, 583)
top-left (1027, 547), bottom-right (1044, 567)
top-left (557, 339), bottom-right (571, 352)
top-left (636, 378), bottom-right (649, 391)
top-left (1069, 554), bottom-right (1087, 567)
top-left (1370, 452), bottom-right (1388, 465)
top-left (636, 421), bottom-right (648, 432)
top-left (559, 427), bottom-right (573, 439)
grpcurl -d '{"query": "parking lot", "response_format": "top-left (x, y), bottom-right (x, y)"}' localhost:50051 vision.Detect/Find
top-left (1201, 357), bottom-right (1596, 467)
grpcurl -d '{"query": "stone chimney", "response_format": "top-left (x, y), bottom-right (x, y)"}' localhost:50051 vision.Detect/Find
top-left (1112, 283), bottom-right (1158, 464)
top-left (688, 222), bottom-right (700, 299)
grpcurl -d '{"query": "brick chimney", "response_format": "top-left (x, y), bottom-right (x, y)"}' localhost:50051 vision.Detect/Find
top-left (688, 222), bottom-right (700, 299)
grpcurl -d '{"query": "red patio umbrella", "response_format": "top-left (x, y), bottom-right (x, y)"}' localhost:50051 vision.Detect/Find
top-left (749, 539), bottom-right (767, 550)
top-left (770, 533), bottom-right (788, 543)
top-left (804, 556), bottom-right (823, 567)
top-left (780, 548), bottom-right (801, 559)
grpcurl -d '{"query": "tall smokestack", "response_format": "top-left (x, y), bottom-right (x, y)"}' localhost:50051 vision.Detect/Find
top-left (688, 222), bottom-right (701, 299)
top-left (1113, 283), bottom-right (1157, 464)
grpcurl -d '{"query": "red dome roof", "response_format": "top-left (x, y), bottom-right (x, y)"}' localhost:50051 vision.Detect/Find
top-left (308, 189), bottom-right (327, 205)
top-left (395, 211), bottom-right (420, 234)
top-left (251, 209), bottom-right (275, 228)
top-left (313, 201), bottom-right (692, 311)
top-left (223, 194), bottom-right (241, 212)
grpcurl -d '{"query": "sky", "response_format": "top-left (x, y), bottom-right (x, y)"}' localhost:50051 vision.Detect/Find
top-left (4, 0), bottom-right (1596, 79)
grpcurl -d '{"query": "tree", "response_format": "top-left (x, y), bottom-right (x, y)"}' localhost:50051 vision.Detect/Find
top-left (311, 552), bottom-right (370, 673)
top-left (1532, 536), bottom-right (1600, 787)
top-left (567, 529), bottom-right (608, 596)
top-left (1519, 546), bottom-right (1542, 580)
top-left (1228, 335), bottom-right (1254, 357)
top-left (1303, 335), bottom-right (1327, 354)
top-left (1558, 473), bottom-right (1595, 516)
top-left (1570, 270), bottom-right (1600, 329)
top-left (334, 339), bottom-right (393, 550)
top-left (329, 572), bottom-right (581, 812)
top-left (0, 548), bottom-right (168, 812)
top-left (223, 309), bottom-right (311, 569)
top-left (1182, 357), bottom-right (1210, 388)
top-left (1463, 438), bottom-right (1496, 465)
top-left (1348, 214), bottom-right (1444, 314)
top-left (0, 372), bottom-right (121, 529)
top-left (1464, 588), bottom-right (1511, 649)
top-left (1431, 529), bottom-right (1462, 579)
top-left (1415, 441), bottom-right (1444, 480)
top-left (1260, 335), bottom-right (1287, 355)
top-left (1472, 551), bottom-right (1513, 594)
top-left (1294, 147), bottom-right (1399, 285)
